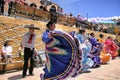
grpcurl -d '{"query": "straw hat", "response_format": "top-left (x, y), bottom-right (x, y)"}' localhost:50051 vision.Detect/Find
top-left (24, 24), bottom-right (40, 30)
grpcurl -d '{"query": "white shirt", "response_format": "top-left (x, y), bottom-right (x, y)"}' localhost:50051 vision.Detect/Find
top-left (2, 46), bottom-right (12, 55)
top-left (22, 32), bottom-right (36, 50)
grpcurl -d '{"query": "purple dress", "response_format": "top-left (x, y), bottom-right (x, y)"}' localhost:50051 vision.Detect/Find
top-left (41, 30), bottom-right (82, 80)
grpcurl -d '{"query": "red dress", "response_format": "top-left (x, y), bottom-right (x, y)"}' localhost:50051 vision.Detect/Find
top-left (104, 39), bottom-right (118, 59)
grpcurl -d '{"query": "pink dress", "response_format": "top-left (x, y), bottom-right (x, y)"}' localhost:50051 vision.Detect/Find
top-left (104, 38), bottom-right (118, 59)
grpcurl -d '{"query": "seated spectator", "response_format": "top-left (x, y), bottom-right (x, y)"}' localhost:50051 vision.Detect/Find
top-left (69, 13), bottom-right (73, 18)
top-left (60, 8), bottom-right (64, 14)
top-left (39, 4), bottom-right (44, 10)
top-left (1, 41), bottom-right (12, 63)
top-left (57, 7), bottom-right (64, 15)
top-left (64, 13), bottom-right (68, 17)
top-left (43, 6), bottom-right (48, 12)
top-left (30, 3), bottom-right (37, 19)
top-left (57, 6), bottom-right (61, 14)
top-left (30, 3), bottom-right (37, 8)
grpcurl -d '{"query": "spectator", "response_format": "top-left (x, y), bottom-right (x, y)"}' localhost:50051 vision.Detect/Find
top-left (60, 8), bottom-right (64, 14)
top-left (69, 13), bottom-right (73, 18)
top-left (57, 6), bottom-right (61, 14)
top-left (30, 2), bottom-right (37, 8)
top-left (30, 3), bottom-right (37, 20)
top-left (39, 4), bottom-right (44, 10)
top-left (1, 40), bottom-right (12, 63)
top-left (50, 5), bottom-right (56, 12)
top-left (57, 7), bottom-right (64, 15)
top-left (0, 0), bottom-right (5, 15)
top-left (7, 0), bottom-right (16, 16)
top-left (43, 5), bottom-right (48, 12)
top-left (49, 5), bottom-right (57, 23)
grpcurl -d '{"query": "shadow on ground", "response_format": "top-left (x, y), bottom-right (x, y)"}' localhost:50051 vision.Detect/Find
top-left (8, 74), bottom-right (22, 80)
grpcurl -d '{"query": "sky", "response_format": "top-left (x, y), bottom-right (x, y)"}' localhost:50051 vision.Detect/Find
top-left (51, 0), bottom-right (120, 18)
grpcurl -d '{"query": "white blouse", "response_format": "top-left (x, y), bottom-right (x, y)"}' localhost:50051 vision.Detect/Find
top-left (2, 46), bottom-right (12, 55)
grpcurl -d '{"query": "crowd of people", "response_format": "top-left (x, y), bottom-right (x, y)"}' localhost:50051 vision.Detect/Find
top-left (0, 1), bottom-right (120, 80)
top-left (0, 0), bottom-right (26, 16)
top-left (40, 21), bottom-right (120, 80)
top-left (0, 20), bottom-right (119, 79)
top-left (1, 0), bottom-right (119, 35)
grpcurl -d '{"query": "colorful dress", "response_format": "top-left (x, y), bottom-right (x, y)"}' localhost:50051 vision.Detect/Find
top-left (98, 38), bottom-right (111, 63)
top-left (41, 30), bottom-right (82, 80)
top-left (89, 36), bottom-right (103, 67)
top-left (77, 34), bottom-right (94, 71)
top-left (104, 38), bottom-right (118, 59)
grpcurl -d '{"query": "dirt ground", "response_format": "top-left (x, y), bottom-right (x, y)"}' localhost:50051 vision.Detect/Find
top-left (0, 57), bottom-right (120, 80)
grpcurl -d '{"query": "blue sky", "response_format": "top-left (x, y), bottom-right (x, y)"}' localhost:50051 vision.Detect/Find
top-left (51, 0), bottom-right (120, 18)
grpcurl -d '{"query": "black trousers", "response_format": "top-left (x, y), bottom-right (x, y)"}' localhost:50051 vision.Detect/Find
top-left (23, 47), bottom-right (35, 75)
top-left (8, 2), bottom-right (13, 16)
top-left (0, 0), bottom-right (5, 15)
top-left (8, 1), bottom-right (17, 16)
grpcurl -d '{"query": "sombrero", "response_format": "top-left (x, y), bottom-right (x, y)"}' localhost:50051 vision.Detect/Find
top-left (24, 24), bottom-right (40, 30)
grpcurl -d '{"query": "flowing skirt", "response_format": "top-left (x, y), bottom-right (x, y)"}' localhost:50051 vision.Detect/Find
top-left (40, 31), bottom-right (82, 80)
top-left (100, 48), bottom-right (111, 63)
top-left (80, 43), bottom-right (94, 71)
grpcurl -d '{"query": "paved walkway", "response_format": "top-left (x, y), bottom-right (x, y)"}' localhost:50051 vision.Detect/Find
top-left (1, 57), bottom-right (120, 80)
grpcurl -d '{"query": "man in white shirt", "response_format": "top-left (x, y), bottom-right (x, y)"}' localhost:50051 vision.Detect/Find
top-left (21, 24), bottom-right (40, 78)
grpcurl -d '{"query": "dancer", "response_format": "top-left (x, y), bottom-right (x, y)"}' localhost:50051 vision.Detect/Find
top-left (77, 29), bottom-right (94, 72)
top-left (89, 33), bottom-right (103, 68)
top-left (98, 34), bottom-right (111, 64)
top-left (104, 36), bottom-right (118, 59)
top-left (41, 21), bottom-right (81, 80)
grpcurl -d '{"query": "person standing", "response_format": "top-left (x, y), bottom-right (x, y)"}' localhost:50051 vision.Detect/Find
top-left (6, 0), bottom-right (13, 16)
top-left (21, 24), bottom-right (40, 78)
top-left (0, 0), bottom-right (5, 15)
top-left (6, 0), bottom-right (20, 16)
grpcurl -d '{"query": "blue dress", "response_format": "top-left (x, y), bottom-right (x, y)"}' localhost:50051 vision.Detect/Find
top-left (77, 34), bottom-right (94, 71)
top-left (41, 30), bottom-right (82, 80)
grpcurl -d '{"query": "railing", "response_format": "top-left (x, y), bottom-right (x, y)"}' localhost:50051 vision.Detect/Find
top-left (10, 2), bottom-right (77, 26)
